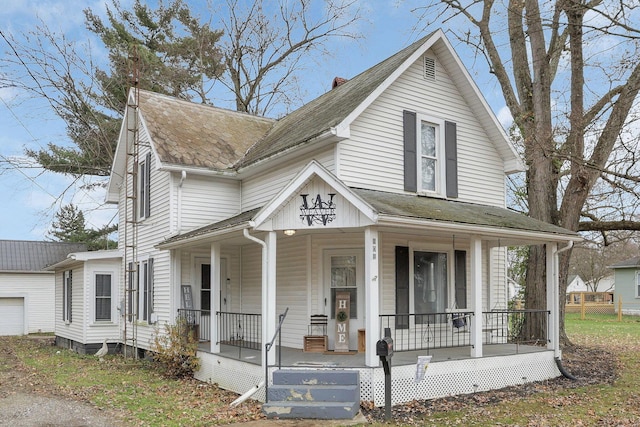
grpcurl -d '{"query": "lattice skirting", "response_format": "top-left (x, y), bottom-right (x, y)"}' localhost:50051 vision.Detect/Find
top-left (195, 350), bottom-right (560, 406)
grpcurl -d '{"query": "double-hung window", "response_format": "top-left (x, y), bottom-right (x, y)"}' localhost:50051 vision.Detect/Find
top-left (138, 152), bottom-right (151, 219)
top-left (403, 110), bottom-right (458, 198)
top-left (95, 273), bottom-right (112, 322)
top-left (63, 270), bottom-right (72, 323)
top-left (419, 118), bottom-right (445, 194)
top-left (137, 258), bottom-right (154, 323)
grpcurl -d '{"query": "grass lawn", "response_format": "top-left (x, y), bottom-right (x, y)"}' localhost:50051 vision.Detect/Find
top-left (2, 337), bottom-right (264, 426)
top-left (4, 314), bottom-right (640, 426)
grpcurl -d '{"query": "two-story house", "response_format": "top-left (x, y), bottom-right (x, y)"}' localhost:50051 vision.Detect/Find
top-left (103, 30), bottom-right (578, 409)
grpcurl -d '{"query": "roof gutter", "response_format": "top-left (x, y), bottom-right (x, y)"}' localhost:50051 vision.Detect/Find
top-left (156, 222), bottom-right (251, 250)
top-left (376, 215), bottom-right (580, 243)
top-left (159, 163), bottom-right (239, 178)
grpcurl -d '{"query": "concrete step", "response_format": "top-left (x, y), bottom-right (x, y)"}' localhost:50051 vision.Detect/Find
top-left (272, 369), bottom-right (359, 386)
top-left (262, 400), bottom-right (360, 420)
top-left (267, 384), bottom-right (359, 402)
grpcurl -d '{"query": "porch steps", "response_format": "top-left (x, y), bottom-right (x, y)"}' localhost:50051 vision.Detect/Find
top-left (262, 369), bottom-right (360, 420)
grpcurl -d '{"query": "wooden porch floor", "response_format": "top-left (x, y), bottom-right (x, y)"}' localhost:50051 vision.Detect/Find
top-left (197, 342), bottom-right (548, 368)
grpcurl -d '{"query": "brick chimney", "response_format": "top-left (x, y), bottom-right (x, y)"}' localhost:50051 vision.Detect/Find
top-left (332, 77), bottom-right (348, 89)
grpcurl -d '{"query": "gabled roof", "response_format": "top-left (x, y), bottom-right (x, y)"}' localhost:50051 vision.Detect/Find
top-left (0, 240), bottom-right (87, 272)
top-left (138, 90), bottom-right (275, 170)
top-left (609, 256), bottom-right (640, 269)
top-left (108, 29), bottom-right (522, 197)
top-left (238, 29), bottom-right (522, 172)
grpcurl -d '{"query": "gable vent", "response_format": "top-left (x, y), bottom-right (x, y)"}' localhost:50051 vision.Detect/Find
top-left (423, 56), bottom-right (436, 81)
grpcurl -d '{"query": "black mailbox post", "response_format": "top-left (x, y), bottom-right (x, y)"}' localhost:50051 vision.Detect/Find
top-left (376, 331), bottom-right (393, 421)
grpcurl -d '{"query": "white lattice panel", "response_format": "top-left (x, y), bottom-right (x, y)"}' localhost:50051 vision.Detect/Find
top-left (370, 351), bottom-right (560, 406)
top-left (196, 351), bottom-right (265, 401)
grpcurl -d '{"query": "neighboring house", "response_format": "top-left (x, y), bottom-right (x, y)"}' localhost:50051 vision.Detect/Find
top-left (47, 250), bottom-right (121, 354)
top-left (0, 240), bottom-right (85, 335)
top-left (105, 30), bottom-right (579, 406)
top-left (566, 275), bottom-right (586, 294)
top-left (610, 257), bottom-right (640, 315)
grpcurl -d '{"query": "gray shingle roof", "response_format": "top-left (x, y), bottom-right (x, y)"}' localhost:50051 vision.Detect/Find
top-left (138, 90), bottom-right (275, 170)
top-left (159, 188), bottom-right (577, 249)
top-left (353, 188), bottom-right (577, 237)
top-left (609, 256), bottom-right (640, 268)
top-left (0, 240), bottom-right (87, 272)
top-left (237, 34), bottom-right (433, 167)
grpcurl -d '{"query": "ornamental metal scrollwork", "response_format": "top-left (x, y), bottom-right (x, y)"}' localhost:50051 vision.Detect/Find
top-left (300, 193), bottom-right (336, 226)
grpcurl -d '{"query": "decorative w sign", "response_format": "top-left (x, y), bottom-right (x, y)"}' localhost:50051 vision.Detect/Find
top-left (299, 194), bottom-right (336, 226)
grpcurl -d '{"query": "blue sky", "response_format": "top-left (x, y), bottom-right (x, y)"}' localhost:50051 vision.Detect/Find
top-left (0, 0), bottom-right (512, 241)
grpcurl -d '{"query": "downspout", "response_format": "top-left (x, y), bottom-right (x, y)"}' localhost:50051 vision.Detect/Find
top-left (242, 227), bottom-right (270, 400)
top-left (553, 240), bottom-right (577, 380)
top-left (177, 170), bottom-right (186, 233)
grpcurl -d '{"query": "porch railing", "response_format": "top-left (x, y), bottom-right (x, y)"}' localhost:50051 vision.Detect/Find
top-left (483, 309), bottom-right (550, 346)
top-left (379, 309), bottom-right (550, 352)
top-left (217, 311), bottom-right (262, 351)
top-left (176, 309), bottom-right (211, 342)
top-left (379, 311), bottom-right (474, 352)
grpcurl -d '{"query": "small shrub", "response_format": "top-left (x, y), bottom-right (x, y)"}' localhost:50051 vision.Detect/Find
top-left (150, 318), bottom-right (200, 378)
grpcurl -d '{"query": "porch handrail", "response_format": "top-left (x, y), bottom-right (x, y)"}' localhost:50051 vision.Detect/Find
top-left (264, 307), bottom-right (289, 404)
top-left (482, 309), bottom-right (550, 346)
top-left (176, 309), bottom-right (211, 342)
top-left (379, 311), bottom-right (475, 352)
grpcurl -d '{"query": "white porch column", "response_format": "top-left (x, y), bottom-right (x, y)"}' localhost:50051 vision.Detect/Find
top-left (470, 236), bottom-right (483, 358)
top-left (364, 227), bottom-right (379, 367)
top-left (264, 231), bottom-right (277, 366)
top-left (210, 242), bottom-right (221, 353)
top-left (546, 242), bottom-right (558, 355)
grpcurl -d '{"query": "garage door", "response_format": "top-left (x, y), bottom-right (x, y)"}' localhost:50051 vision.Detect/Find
top-left (0, 298), bottom-right (25, 335)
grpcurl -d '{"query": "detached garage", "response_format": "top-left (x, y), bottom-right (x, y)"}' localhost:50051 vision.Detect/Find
top-left (0, 240), bottom-right (86, 336)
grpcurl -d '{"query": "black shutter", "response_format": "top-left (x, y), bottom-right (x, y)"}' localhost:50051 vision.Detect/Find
top-left (145, 152), bottom-right (151, 217)
top-left (445, 121), bottom-right (458, 198)
top-left (395, 246), bottom-right (410, 329)
top-left (454, 250), bottom-right (467, 308)
top-left (403, 111), bottom-right (417, 192)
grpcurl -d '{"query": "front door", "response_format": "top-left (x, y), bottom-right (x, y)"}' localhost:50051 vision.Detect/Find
top-left (324, 249), bottom-right (364, 351)
top-left (196, 258), bottom-right (229, 312)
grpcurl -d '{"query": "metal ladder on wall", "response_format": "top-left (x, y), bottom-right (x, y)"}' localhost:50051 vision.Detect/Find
top-left (122, 46), bottom-right (140, 359)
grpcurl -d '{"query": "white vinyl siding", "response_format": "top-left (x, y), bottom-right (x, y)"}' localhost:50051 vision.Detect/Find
top-left (56, 265), bottom-right (85, 343)
top-left (275, 235), bottom-right (308, 348)
top-left (177, 175), bottom-right (241, 232)
top-left (242, 147), bottom-right (335, 211)
top-left (118, 131), bottom-right (170, 350)
top-left (339, 51), bottom-right (505, 207)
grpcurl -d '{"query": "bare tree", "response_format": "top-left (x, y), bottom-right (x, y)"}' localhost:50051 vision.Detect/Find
top-left (418, 1), bottom-right (640, 344)
top-left (217, 0), bottom-right (363, 116)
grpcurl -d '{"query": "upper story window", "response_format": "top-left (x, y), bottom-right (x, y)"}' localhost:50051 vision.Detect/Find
top-left (404, 110), bottom-right (458, 198)
top-left (419, 118), bottom-right (445, 194)
top-left (138, 152), bottom-right (151, 220)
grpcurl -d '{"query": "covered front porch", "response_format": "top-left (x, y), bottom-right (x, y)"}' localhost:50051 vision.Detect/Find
top-left (157, 164), bottom-right (578, 404)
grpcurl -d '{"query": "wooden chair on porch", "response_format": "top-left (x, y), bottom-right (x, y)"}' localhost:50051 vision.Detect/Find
top-left (303, 314), bottom-right (328, 353)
